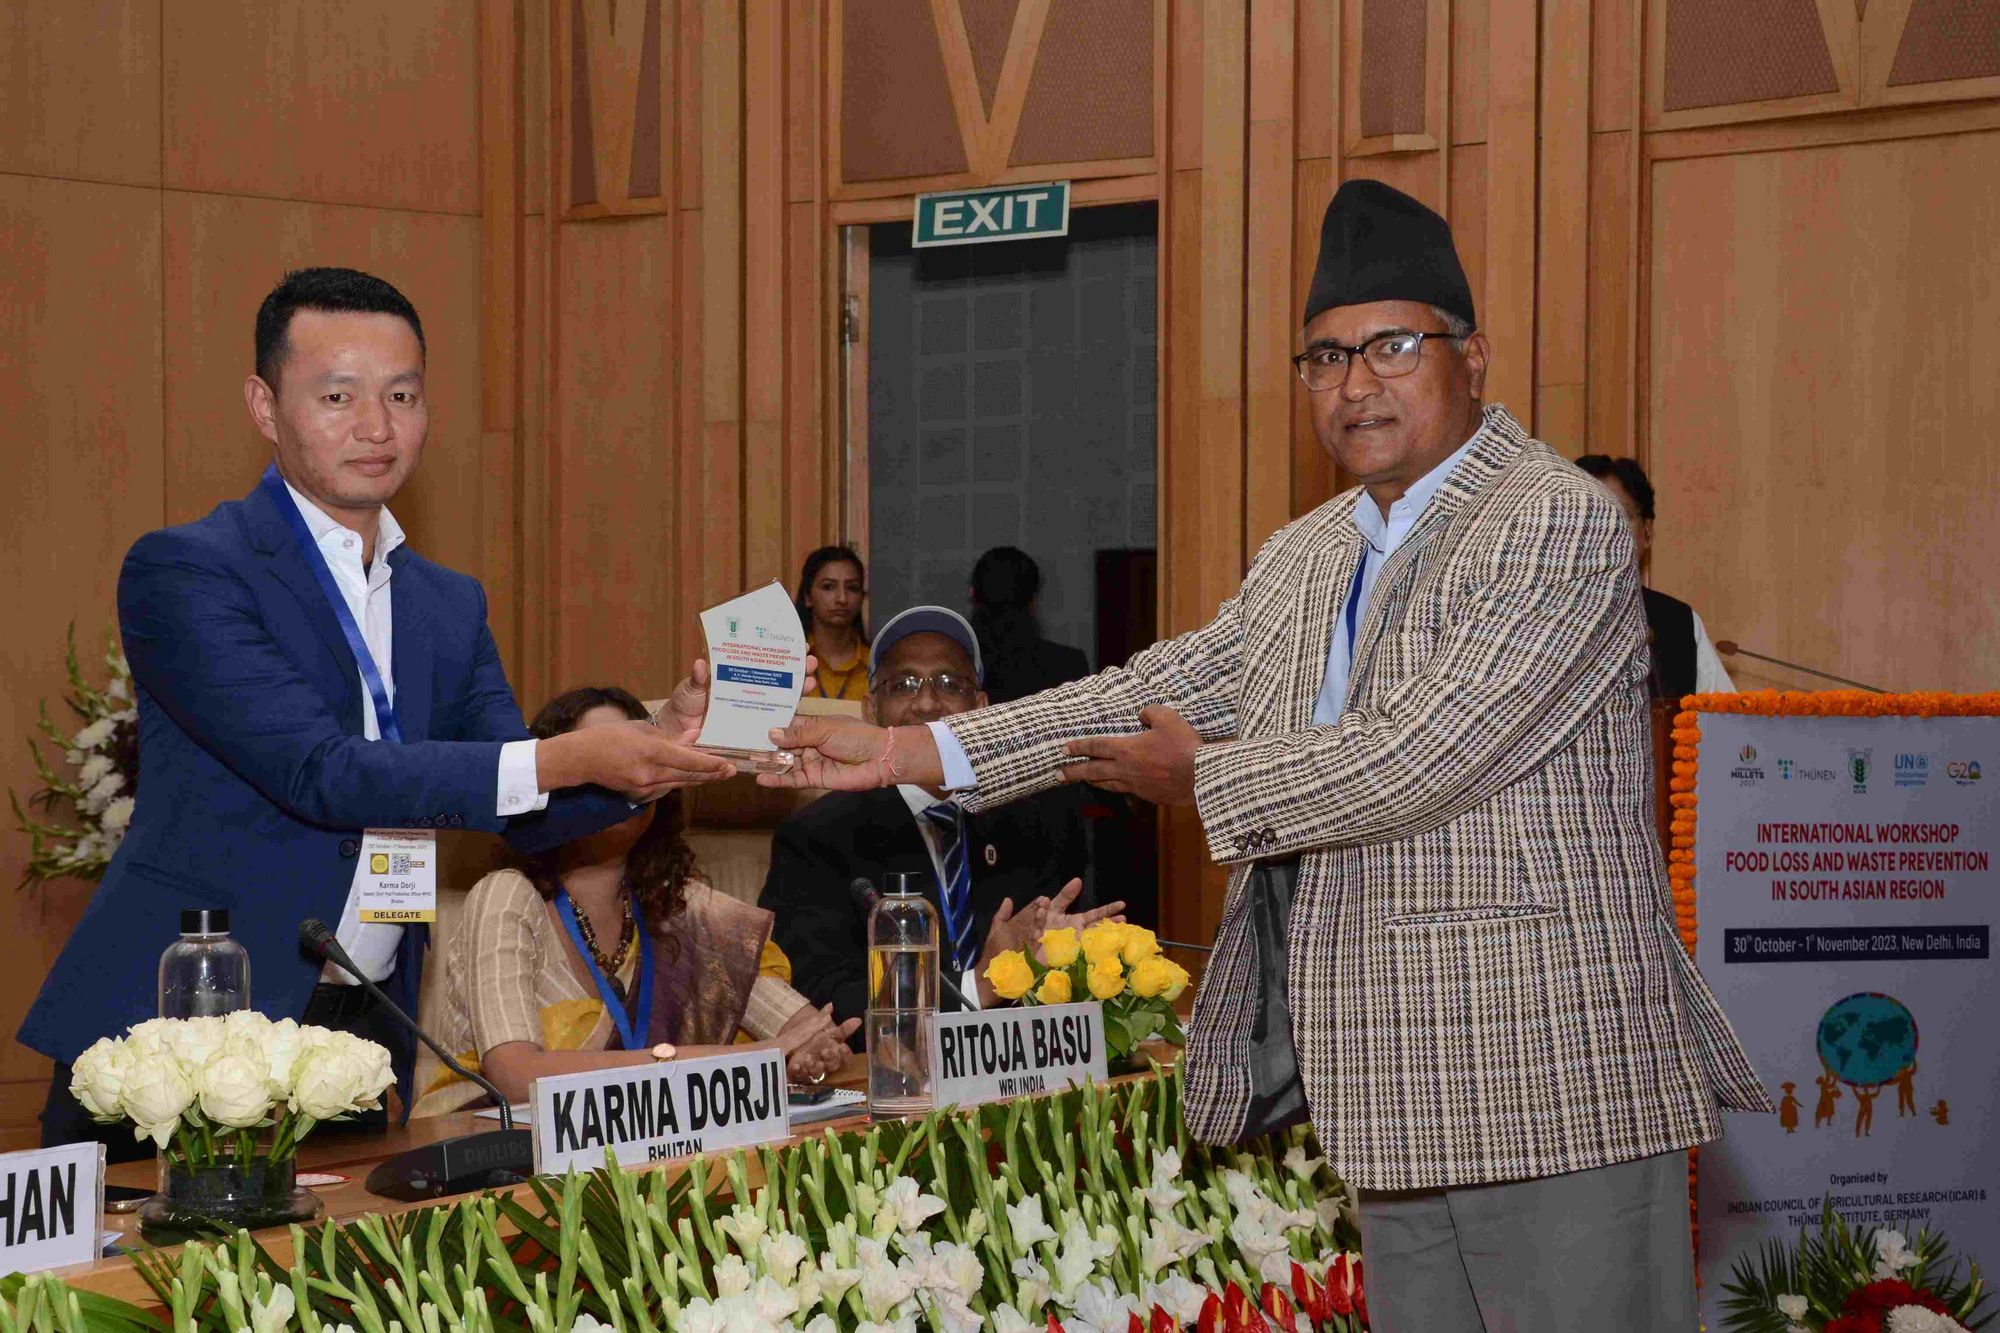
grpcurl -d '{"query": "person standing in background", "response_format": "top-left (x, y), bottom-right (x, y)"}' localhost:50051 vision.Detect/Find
top-left (795, 545), bottom-right (870, 702)
top-left (1574, 455), bottom-right (1735, 700)
top-left (966, 546), bottom-right (1090, 705)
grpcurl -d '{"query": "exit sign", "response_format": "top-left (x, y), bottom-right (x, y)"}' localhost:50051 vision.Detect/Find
top-left (912, 182), bottom-right (1070, 248)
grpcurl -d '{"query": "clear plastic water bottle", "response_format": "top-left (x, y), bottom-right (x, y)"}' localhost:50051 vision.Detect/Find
top-left (866, 871), bottom-right (938, 1121)
top-left (158, 908), bottom-right (251, 1018)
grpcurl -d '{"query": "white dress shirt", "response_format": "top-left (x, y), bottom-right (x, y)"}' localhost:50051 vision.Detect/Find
top-left (1691, 611), bottom-right (1735, 693)
top-left (895, 784), bottom-right (982, 1009)
top-left (280, 480), bottom-right (545, 983)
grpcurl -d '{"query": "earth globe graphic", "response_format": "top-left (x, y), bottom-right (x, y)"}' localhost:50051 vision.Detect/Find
top-left (1816, 992), bottom-right (1918, 1089)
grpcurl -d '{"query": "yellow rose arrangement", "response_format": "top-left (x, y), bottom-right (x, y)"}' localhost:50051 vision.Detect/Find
top-left (982, 919), bottom-right (1191, 1067)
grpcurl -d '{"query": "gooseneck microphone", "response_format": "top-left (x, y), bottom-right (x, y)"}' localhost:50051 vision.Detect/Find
top-left (849, 878), bottom-right (981, 1012)
top-left (299, 918), bottom-right (534, 1200)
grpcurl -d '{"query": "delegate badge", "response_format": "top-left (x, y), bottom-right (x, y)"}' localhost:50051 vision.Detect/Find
top-left (356, 828), bottom-right (437, 923)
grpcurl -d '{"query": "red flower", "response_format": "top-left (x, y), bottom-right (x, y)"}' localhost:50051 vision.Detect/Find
top-left (1048, 1313), bottom-right (1068, 1333)
top-left (1846, 1279), bottom-right (1951, 1317)
top-left (1150, 1306), bottom-right (1185, 1333)
top-left (1292, 1261), bottom-right (1333, 1324)
top-left (1824, 1315), bottom-right (1882, 1333)
top-left (1258, 1282), bottom-right (1300, 1333)
top-left (1326, 1254), bottom-right (1359, 1318)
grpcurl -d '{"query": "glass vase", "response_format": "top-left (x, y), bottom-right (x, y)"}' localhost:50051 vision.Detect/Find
top-left (138, 1153), bottom-right (322, 1244)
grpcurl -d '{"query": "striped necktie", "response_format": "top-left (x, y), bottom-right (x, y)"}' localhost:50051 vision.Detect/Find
top-left (919, 800), bottom-right (978, 975)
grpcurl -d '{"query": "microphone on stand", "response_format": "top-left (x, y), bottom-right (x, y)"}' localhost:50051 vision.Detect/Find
top-left (298, 918), bottom-right (534, 1201)
top-left (849, 878), bottom-right (981, 1012)
top-left (1713, 642), bottom-right (1887, 694)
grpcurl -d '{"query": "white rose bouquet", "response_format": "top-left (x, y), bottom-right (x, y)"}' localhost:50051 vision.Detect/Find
top-left (11, 624), bottom-right (139, 887)
top-left (70, 1012), bottom-right (394, 1168)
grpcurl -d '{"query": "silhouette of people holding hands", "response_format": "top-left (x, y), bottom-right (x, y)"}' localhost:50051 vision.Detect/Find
top-left (1853, 1083), bottom-right (1881, 1137)
top-left (1778, 1082), bottom-right (1800, 1134)
top-left (1895, 1063), bottom-right (1918, 1118)
top-left (1814, 1072), bottom-right (1843, 1128)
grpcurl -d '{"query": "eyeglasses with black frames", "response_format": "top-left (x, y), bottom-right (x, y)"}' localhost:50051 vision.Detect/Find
top-left (874, 670), bottom-right (978, 701)
top-left (1291, 328), bottom-right (1469, 392)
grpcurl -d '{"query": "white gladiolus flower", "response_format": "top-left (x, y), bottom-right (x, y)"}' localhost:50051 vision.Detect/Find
top-left (244, 1285), bottom-right (295, 1333)
top-left (1145, 1274), bottom-right (1212, 1323)
top-left (1777, 1293), bottom-right (1809, 1319)
top-left (1141, 1147), bottom-right (1188, 1214)
top-left (1049, 1220), bottom-right (1117, 1299)
top-left (718, 1203), bottom-right (769, 1251)
top-left (880, 1177), bottom-right (947, 1234)
top-left (989, 1304), bottom-right (1039, 1333)
top-left (1875, 1229), bottom-right (1919, 1278)
top-left (815, 1253), bottom-right (861, 1309)
top-left (569, 1318), bottom-right (616, 1333)
top-left (1228, 1212), bottom-right (1291, 1282)
top-left (760, 1230), bottom-right (808, 1284)
top-left (855, 1319), bottom-right (918, 1333)
top-left (120, 1051), bottom-right (196, 1147)
top-left (856, 1257), bottom-right (918, 1321)
top-left (1011, 1256), bottom-right (1054, 1312)
top-left (746, 1275), bottom-right (799, 1324)
top-left (799, 1317), bottom-right (839, 1333)
top-left (1283, 1144), bottom-right (1326, 1179)
top-left (712, 1253), bottom-right (753, 1296)
top-left (73, 719), bottom-right (115, 749)
top-left (77, 754), bottom-right (114, 789)
top-left (1072, 1277), bottom-right (1141, 1333)
top-left (100, 795), bottom-right (135, 834)
top-left (1006, 1193), bottom-right (1058, 1250)
top-left (1140, 1215), bottom-right (1209, 1277)
top-left (197, 1051), bottom-right (274, 1128)
top-left (964, 1207), bottom-right (988, 1243)
top-left (70, 1037), bottom-right (131, 1119)
top-left (1315, 1196), bottom-right (1344, 1235)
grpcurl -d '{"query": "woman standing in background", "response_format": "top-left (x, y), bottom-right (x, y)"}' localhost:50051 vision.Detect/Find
top-left (794, 545), bottom-right (870, 702)
top-left (967, 546), bottom-right (1089, 705)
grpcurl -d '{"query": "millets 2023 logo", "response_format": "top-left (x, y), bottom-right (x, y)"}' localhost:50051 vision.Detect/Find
top-left (1732, 744), bottom-right (1766, 786)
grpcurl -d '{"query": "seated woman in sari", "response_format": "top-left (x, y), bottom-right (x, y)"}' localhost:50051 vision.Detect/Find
top-left (415, 686), bottom-right (857, 1113)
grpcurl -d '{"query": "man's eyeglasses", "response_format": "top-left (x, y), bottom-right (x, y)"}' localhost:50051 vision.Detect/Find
top-left (875, 670), bottom-right (978, 701)
top-left (1291, 329), bottom-right (1467, 392)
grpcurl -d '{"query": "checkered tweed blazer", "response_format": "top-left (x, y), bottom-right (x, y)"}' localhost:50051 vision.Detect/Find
top-left (948, 405), bottom-right (1771, 1190)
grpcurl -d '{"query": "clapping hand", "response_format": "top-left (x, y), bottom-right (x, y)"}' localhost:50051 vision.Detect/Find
top-left (974, 879), bottom-right (1127, 1004)
top-left (775, 1002), bottom-right (858, 1084)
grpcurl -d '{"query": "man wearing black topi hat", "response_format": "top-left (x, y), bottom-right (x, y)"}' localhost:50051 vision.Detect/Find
top-left (764, 179), bottom-right (1769, 1329)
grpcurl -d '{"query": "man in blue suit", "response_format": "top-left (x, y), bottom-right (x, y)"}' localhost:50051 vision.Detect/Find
top-left (22, 267), bottom-right (736, 1156)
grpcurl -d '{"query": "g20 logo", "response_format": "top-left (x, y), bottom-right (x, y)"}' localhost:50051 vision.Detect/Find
top-left (1946, 760), bottom-right (1982, 786)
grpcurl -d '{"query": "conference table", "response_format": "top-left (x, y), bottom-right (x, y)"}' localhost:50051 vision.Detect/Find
top-left (58, 1043), bottom-right (1179, 1307)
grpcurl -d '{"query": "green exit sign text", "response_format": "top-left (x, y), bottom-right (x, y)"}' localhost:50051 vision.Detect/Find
top-left (912, 182), bottom-right (1071, 248)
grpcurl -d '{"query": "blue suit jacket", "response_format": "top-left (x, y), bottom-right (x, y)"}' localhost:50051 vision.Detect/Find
top-left (20, 478), bottom-right (628, 1105)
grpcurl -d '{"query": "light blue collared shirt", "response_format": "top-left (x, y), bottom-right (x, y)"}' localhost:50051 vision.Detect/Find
top-left (928, 432), bottom-right (1480, 790)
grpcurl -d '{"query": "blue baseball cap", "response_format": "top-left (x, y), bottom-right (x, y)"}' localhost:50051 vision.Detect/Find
top-left (869, 606), bottom-right (985, 685)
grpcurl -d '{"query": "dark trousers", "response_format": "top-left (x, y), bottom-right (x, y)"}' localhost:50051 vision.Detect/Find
top-left (40, 983), bottom-right (403, 1159)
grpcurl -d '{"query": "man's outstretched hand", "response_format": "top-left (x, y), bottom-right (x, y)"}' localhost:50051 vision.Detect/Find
top-left (660, 654), bottom-right (820, 738)
top-left (1059, 705), bottom-right (1202, 806)
top-left (758, 718), bottom-right (947, 791)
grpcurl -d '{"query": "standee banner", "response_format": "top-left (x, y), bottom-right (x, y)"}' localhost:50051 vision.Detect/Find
top-left (1684, 695), bottom-right (1999, 1327)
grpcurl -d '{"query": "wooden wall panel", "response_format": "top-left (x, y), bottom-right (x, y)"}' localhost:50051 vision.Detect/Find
top-left (163, 0), bottom-right (481, 215)
top-left (158, 194), bottom-right (489, 581)
top-left (550, 215), bottom-right (680, 694)
top-left (0, 175), bottom-right (165, 1099)
top-left (1647, 131), bottom-right (2000, 693)
top-left (0, 0), bottom-right (159, 187)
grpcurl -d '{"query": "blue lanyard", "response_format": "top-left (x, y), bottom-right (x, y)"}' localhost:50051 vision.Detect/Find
top-left (554, 888), bottom-right (654, 1051)
top-left (1341, 555), bottom-right (1369, 664)
top-left (261, 464), bottom-right (403, 743)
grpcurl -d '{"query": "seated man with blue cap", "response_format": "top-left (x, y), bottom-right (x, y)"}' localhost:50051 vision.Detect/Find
top-left (757, 605), bottom-right (1117, 1035)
